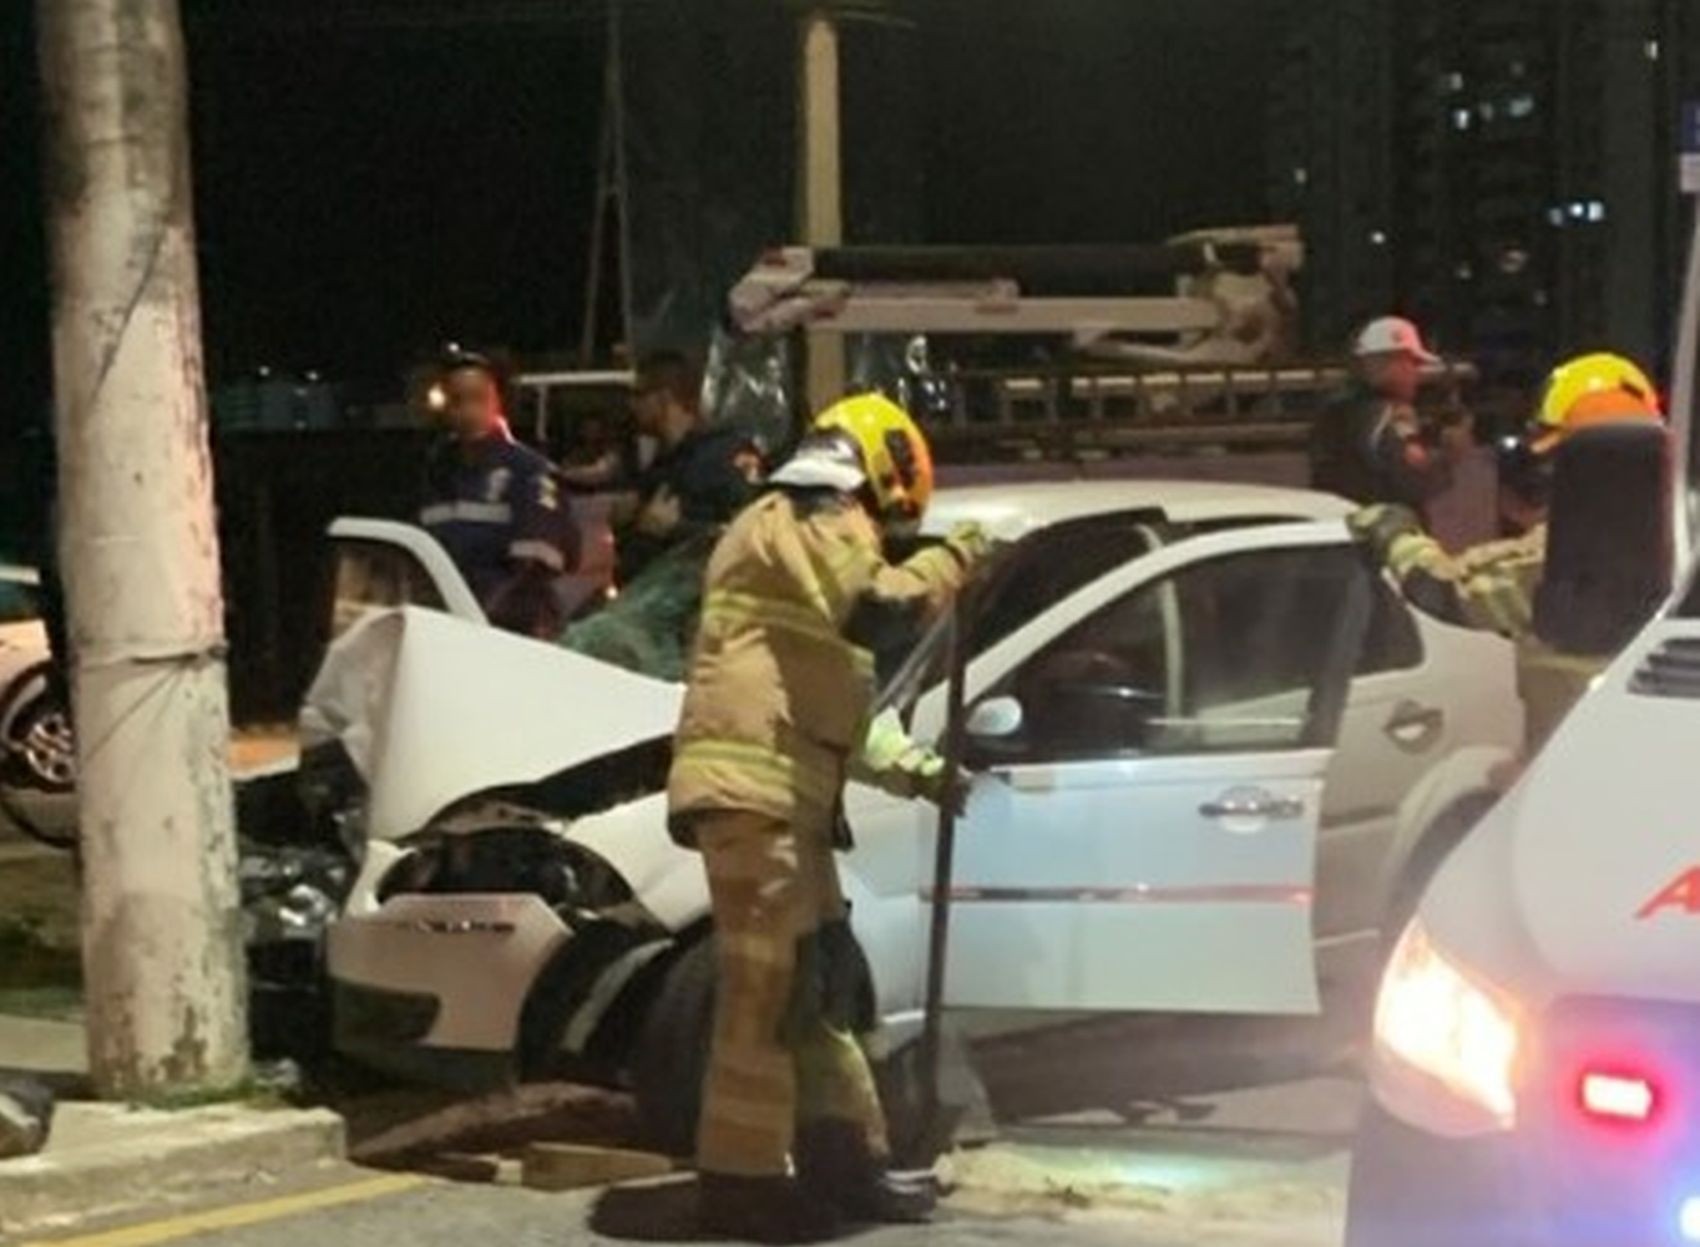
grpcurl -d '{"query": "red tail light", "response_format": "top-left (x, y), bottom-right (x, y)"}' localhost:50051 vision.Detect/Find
top-left (1580, 1071), bottom-right (1658, 1123)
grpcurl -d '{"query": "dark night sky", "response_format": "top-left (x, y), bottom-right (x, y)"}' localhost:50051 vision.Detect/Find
top-left (1, 6), bottom-right (50, 429)
top-left (2, 1), bottom-right (1281, 422)
top-left (186, 10), bottom-right (604, 387)
top-left (922, 0), bottom-right (1284, 244)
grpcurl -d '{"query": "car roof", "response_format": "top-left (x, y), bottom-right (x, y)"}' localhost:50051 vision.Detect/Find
top-left (922, 478), bottom-right (1351, 539)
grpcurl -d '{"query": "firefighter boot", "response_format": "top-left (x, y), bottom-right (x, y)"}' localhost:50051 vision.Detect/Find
top-left (795, 1119), bottom-right (938, 1224)
top-left (697, 1172), bottom-right (843, 1244)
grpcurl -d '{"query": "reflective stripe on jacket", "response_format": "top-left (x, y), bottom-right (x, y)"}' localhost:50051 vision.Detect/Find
top-left (1385, 524), bottom-right (1546, 638)
top-left (668, 490), bottom-right (971, 839)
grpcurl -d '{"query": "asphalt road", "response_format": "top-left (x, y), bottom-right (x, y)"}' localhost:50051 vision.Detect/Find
top-left (14, 1175), bottom-right (1327, 1247)
top-left (49, 1177), bottom-right (1336, 1247)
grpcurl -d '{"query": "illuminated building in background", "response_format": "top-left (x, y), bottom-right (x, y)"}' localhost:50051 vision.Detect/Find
top-left (1266, 0), bottom-right (1395, 354)
top-left (1272, 0), bottom-right (1693, 412)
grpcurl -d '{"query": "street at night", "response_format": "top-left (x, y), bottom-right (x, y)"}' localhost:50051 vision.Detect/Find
top-left (11, 1055), bottom-right (1357, 1247)
top-left (7, 3), bottom-right (1700, 1247)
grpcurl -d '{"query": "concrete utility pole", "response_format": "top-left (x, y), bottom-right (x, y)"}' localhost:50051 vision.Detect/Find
top-left (36, 0), bottom-right (249, 1098)
top-left (798, 8), bottom-right (847, 413)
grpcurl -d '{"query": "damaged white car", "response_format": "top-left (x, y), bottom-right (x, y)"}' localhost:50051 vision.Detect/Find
top-left (272, 479), bottom-right (1522, 1149)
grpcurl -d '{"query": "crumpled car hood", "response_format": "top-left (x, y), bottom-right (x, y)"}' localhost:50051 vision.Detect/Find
top-left (301, 607), bottom-right (682, 841)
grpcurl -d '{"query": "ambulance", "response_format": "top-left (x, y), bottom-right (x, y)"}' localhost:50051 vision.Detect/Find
top-left (1345, 215), bottom-right (1700, 1246)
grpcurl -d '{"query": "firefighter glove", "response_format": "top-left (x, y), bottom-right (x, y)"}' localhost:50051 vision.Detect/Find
top-left (944, 521), bottom-right (996, 569)
top-left (861, 710), bottom-right (971, 813)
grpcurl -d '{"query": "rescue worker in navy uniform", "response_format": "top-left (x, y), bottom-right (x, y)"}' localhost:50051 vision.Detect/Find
top-left (616, 350), bottom-right (764, 584)
top-left (1311, 316), bottom-right (1472, 519)
top-left (669, 394), bottom-right (992, 1243)
top-left (1352, 352), bottom-right (1671, 759)
top-left (420, 350), bottom-right (578, 637)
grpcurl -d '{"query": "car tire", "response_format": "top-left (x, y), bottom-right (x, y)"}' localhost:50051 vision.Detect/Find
top-left (0, 682), bottom-right (77, 851)
top-left (4, 693), bottom-right (75, 796)
top-left (630, 937), bottom-right (716, 1157)
top-left (629, 935), bottom-right (975, 1166)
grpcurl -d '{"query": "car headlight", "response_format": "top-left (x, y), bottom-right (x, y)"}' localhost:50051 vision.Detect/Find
top-left (1373, 919), bottom-right (1522, 1132)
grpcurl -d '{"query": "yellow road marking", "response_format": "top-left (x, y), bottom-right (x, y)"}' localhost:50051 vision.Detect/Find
top-left (21, 1173), bottom-right (430, 1247)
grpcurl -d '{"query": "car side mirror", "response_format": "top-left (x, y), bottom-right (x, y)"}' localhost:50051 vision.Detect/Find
top-left (966, 695), bottom-right (1024, 742)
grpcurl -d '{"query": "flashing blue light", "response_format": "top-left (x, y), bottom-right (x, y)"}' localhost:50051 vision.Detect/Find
top-left (1679, 1196), bottom-right (1700, 1242)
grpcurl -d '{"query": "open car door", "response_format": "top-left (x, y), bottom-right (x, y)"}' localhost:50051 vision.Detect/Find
top-left (910, 525), bottom-right (1372, 1015)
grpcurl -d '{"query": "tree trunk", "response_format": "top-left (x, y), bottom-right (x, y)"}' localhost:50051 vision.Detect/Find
top-left (36, 0), bottom-right (249, 1099)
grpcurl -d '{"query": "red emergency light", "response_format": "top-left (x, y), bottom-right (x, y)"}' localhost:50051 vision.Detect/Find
top-left (1579, 1070), bottom-right (1659, 1123)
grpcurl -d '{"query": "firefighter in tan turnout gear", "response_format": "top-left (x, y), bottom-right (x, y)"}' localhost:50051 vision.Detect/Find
top-left (1351, 351), bottom-right (1671, 759)
top-left (668, 394), bottom-right (990, 1243)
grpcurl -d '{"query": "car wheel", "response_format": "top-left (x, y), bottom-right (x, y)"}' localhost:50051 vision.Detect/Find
top-left (6, 696), bottom-right (75, 795)
top-left (630, 937), bottom-right (716, 1157)
top-left (628, 935), bottom-right (971, 1165)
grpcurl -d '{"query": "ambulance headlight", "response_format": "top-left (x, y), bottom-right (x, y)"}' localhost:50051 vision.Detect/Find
top-left (1373, 919), bottom-right (1522, 1132)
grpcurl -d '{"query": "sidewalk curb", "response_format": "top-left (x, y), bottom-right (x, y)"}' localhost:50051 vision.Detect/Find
top-left (0, 1105), bottom-right (345, 1237)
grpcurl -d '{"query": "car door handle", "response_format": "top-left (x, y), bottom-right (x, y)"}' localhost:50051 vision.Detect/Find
top-left (1002, 767), bottom-right (1054, 793)
top-left (1384, 700), bottom-right (1444, 752)
top-left (1199, 792), bottom-right (1305, 821)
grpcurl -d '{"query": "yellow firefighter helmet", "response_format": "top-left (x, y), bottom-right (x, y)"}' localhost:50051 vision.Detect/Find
top-left (1531, 352), bottom-right (1660, 453)
top-left (812, 392), bottom-right (936, 521)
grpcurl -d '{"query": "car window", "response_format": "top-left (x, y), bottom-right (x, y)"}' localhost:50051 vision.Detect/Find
top-left (967, 516), bottom-right (1157, 657)
top-left (993, 545), bottom-right (1372, 761)
top-left (1360, 576), bottom-right (1423, 673)
top-left (878, 513), bottom-right (1158, 696)
top-left (1158, 522), bottom-right (1421, 675)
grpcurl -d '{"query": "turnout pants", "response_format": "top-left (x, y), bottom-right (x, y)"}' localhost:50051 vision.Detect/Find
top-left (695, 809), bottom-right (888, 1178)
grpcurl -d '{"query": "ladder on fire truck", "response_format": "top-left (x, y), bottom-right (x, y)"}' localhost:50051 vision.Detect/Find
top-left (727, 231), bottom-right (1477, 459)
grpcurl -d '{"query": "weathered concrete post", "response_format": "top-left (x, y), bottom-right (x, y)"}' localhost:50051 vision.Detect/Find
top-left (37, 0), bottom-right (249, 1098)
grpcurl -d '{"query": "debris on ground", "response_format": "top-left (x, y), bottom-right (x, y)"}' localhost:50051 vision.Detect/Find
top-left (0, 1077), bottom-right (54, 1158)
top-left (940, 1140), bottom-right (1346, 1227)
top-left (940, 1146), bottom-right (1173, 1218)
top-left (520, 1141), bottom-right (672, 1191)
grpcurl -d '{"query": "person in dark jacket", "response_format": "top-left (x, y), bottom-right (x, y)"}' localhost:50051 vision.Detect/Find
top-left (616, 350), bottom-right (763, 584)
top-left (1310, 316), bottom-right (1470, 518)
